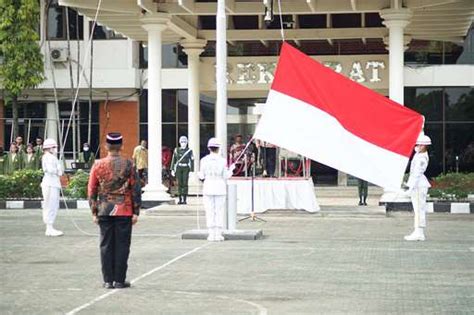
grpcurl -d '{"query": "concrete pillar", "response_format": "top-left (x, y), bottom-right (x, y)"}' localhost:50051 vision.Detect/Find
top-left (380, 8), bottom-right (412, 105)
top-left (379, 6), bottom-right (413, 204)
top-left (141, 17), bottom-right (172, 202)
top-left (216, 0), bottom-right (228, 159)
top-left (181, 40), bottom-right (207, 170)
top-left (46, 102), bottom-right (58, 143)
top-left (182, 39), bottom-right (207, 194)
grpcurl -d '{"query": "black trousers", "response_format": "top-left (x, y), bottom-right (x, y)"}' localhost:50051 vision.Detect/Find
top-left (265, 147), bottom-right (277, 177)
top-left (98, 216), bottom-right (132, 283)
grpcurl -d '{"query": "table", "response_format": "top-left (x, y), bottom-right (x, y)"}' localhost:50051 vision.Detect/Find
top-left (228, 178), bottom-right (320, 214)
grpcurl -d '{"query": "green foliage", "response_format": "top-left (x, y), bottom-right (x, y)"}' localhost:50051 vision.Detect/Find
top-left (0, 169), bottom-right (43, 199)
top-left (0, 0), bottom-right (45, 97)
top-left (429, 172), bottom-right (474, 201)
top-left (64, 170), bottom-right (89, 199)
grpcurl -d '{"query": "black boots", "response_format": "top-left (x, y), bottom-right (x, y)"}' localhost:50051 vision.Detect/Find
top-left (177, 195), bottom-right (187, 205)
top-left (358, 198), bottom-right (367, 206)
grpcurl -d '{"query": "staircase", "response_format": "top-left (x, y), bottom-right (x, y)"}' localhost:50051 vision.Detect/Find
top-left (315, 186), bottom-right (384, 206)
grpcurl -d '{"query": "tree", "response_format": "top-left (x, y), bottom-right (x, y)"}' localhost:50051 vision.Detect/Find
top-left (0, 0), bottom-right (45, 138)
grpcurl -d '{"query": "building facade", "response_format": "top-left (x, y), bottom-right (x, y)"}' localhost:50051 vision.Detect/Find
top-left (1, 0), bottom-right (473, 195)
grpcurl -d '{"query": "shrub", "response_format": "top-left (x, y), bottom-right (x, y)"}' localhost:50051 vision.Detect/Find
top-left (64, 170), bottom-right (89, 199)
top-left (0, 169), bottom-right (43, 199)
top-left (429, 172), bottom-right (474, 201)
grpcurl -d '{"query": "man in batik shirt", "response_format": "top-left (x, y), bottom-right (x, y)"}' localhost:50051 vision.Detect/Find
top-left (88, 132), bottom-right (141, 289)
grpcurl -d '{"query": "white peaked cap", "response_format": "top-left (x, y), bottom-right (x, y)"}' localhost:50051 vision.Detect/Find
top-left (43, 138), bottom-right (58, 149)
top-left (416, 132), bottom-right (432, 145)
top-left (207, 137), bottom-right (221, 148)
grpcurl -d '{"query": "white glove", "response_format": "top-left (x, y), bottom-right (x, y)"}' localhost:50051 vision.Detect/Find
top-left (171, 170), bottom-right (175, 177)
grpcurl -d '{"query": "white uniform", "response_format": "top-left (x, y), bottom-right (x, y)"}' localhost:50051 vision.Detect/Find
top-left (198, 152), bottom-right (233, 241)
top-left (406, 151), bottom-right (430, 229)
top-left (41, 152), bottom-right (63, 227)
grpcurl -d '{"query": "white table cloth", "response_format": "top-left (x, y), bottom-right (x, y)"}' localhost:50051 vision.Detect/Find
top-left (228, 178), bottom-right (320, 214)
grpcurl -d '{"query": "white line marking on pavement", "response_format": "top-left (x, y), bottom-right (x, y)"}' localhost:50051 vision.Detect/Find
top-left (210, 246), bottom-right (472, 253)
top-left (159, 289), bottom-right (268, 315)
top-left (65, 243), bottom-right (210, 315)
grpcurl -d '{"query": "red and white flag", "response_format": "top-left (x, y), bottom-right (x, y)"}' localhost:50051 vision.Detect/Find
top-left (254, 43), bottom-right (424, 190)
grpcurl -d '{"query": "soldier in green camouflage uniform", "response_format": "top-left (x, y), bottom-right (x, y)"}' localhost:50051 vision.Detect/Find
top-left (170, 136), bottom-right (194, 205)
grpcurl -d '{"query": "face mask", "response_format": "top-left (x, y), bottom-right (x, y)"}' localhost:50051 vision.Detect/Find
top-left (180, 141), bottom-right (187, 149)
top-left (414, 146), bottom-right (421, 153)
top-left (83, 147), bottom-right (89, 151)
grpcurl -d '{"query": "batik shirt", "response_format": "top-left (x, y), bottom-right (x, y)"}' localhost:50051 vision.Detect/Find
top-left (88, 154), bottom-right (141, 217)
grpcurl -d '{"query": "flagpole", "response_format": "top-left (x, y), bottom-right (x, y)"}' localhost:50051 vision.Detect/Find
top-left (216, 0), bottom-right (227, 160)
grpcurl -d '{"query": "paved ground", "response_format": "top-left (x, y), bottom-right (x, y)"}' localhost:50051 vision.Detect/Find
top-left (1, 208), bottom-right (473, 315)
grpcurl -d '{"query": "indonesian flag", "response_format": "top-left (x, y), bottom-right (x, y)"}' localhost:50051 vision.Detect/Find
top-left (254, 43), bottom-right (424, 190)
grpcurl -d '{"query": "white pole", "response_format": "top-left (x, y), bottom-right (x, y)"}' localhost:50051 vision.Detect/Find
top-left (216, 0), bottom-right (228, 160)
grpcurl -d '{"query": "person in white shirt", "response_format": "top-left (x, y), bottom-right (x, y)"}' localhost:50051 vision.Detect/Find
top-left (198, 138), bottom-right (235, 242)
top-left (404, 133), bottom-right (432, 241)
top-left (41, 139), bottom-right (64, 237)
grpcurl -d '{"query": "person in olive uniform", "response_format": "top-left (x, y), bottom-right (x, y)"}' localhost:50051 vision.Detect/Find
top-left (34, 137), bottom-right (43, 162)
top-left (357, 178), bottom-right (368, 206)
top-left (0, 147), bottom-right (6, 175)
top-left (170, 136), bottom-right (194, 205)
top-left (4, 143), bottom-right (23, 175)
top-left (24, 144), bottom-right (40, 170)
top-left (15, 136), bottom-right (26, 154)
top-left (78, 143), bottom-right (95, 169)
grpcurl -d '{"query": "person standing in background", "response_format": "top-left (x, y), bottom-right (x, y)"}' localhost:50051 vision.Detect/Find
top-left (24, 144), bottom-right (40, 170)
top-left (4, 143), bottom-right (23, 175)
top-left (78, 143), bottom-right (95, 169)
top-left (170, 136), bottom-right (194, 205)
top-left (357, 178), bottom-right (368, 206)
top-left (132, 140), bottom-right (148, 182)
top-left (0, 147), bottom-right (6, 175)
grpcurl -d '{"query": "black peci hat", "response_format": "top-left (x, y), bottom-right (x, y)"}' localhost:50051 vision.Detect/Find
top-left (106, 132), bottom-right (123, 145)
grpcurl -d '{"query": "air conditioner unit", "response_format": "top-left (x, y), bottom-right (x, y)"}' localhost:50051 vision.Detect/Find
top-left (50, 48), bottom-right (68, 62)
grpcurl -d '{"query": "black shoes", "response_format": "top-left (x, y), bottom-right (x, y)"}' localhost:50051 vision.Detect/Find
top-left (103, 282), bottom-right (114, 289)
top-left (114, 281), bottom-right (131, 289)
top-left (358, 201), bottom-right (363, 206)
top-left (177, 195), bottom-right (188, 205)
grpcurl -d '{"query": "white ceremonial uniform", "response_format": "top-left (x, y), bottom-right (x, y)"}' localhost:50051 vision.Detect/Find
top-left (41, 152), bottom-right (63, 226)
top-left (198, 152), bottom-right (233, 241)
top-left (406, 151), bottom-right (430, 229)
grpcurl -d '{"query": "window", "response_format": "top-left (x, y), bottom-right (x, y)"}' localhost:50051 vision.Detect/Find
top-left (298, 15), bottom-right (326, 29)
top-left (139, 43), bottom-right (187, 69)
top-left (199, 16), bottom-right (216, 30)
top-left (232, 16), bottom-right (259, 30)
top-left (331, 14), bottom-right (361, 28)
top-left (90, 23), bottom-right (125, 40)
top-left (405, 36), bottom-right (470, 65)
top-left (47, 1), bottom-right (83, 40)
top-left (405, 86), bottom-right (474, 176)
top-left (364, 13), bottom-right (383, 27)
top-left (139, 90), bottom-right (215, 159)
